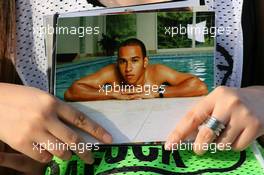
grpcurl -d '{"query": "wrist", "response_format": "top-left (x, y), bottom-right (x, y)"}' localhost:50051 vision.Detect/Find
top-left (154, 91), bottom-right (160, 98)
top-left (158, 86), bottom-right (166, 98)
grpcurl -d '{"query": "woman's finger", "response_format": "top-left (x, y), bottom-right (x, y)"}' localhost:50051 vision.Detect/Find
top-left (165, 92), bottom-right (216, 150)
top-left (193, 102), bottom-right (230, 155)
top-left (215, 118), bottom-right (244, 150)
top-left (0, 152), bottom-right (45, 174)
top-left (47, 118), bottom-right (94, 164)
top-left (193, 125), bottom-right (215, 155)
top-left (14, 141), bottom-right (52, 163)
top-left (34, 130), bottom-right (72, 161)
top-left (232, 123), bottom-right (261, 151)
top-left (56, 101), bottom-right (112, 144)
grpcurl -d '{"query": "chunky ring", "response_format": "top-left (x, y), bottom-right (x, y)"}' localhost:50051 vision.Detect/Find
top-left (200, 116), bottom-right (226, 137)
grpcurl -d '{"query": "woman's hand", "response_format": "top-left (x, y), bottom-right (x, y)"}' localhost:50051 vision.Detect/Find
top-left (0, 141), bottom-right (45, 175)
top-left (165, 86), bottom-right (264, 155)
top-left (0, 83), bottom-right (112, 164)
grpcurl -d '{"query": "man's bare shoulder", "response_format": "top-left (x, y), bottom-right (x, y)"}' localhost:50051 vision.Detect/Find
top-left (99, 64), bottom-right (117, 74)
top-left (147, 64), bottom-right (186, 83)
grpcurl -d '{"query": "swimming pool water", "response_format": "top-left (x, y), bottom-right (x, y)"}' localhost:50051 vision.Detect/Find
top-left (55, 54), bottom-right (214, 100)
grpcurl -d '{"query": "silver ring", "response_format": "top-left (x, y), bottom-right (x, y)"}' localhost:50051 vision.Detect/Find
top-left (200, 117), bottom-right (226, 137)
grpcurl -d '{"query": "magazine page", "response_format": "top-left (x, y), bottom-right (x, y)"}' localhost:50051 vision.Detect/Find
top-left (41, 2), bottom-right (264, 175)
top-left (53, 7), bottom-right (217, 144)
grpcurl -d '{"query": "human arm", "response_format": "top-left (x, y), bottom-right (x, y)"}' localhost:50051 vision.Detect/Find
top-left (155, 64), bottom-right (208, 97)
top-left (64, 65), bottom-right (140, 101)
top-left (119, 64), bottom-right (208, 99)
top-left (0, 83), bottom-right (112, 164)
top-left (64, 65), bottom-right (117, 101)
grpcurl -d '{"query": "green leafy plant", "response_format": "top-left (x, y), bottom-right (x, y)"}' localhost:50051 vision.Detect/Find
top-left (98, 34), bottom-right (119, 56)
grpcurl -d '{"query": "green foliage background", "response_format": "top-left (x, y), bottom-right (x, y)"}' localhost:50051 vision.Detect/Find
top-left (104, 12), bottom-right (215, 50)
top-left (158, 12), bottom-right (193, 49)
top-left (106, 14), bottom-right (136, 46)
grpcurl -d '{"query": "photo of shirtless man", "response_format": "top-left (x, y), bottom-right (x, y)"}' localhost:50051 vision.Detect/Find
top-left (64, 38), bottom-right (208, 101)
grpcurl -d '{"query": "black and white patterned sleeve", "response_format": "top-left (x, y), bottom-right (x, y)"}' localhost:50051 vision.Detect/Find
top-left (15, 0), bottom-right (95, 91)
top-left (205, 0), bottom-right (244, 87)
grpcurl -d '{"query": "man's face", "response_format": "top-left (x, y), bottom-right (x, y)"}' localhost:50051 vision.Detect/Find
top-left (117, 45), bottom-right (148, 85)
top-left (99, 0), bottom-right (170, 7)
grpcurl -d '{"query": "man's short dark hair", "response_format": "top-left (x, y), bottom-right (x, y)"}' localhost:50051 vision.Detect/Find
top-left (118, 38), bottom-right (147, 58)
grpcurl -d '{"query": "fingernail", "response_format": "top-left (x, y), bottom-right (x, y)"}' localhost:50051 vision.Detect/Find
top-left (41, 154), bottom-right (53, 163)
top-left (103, 133), bottom-right (113, 144)
top-left (86, 155), bottom-right (95, 164)
top-left (165, 141), bottom-right (171, 151)
top-left (194, 144), bottom-right (206, 156)
top-left (195, 150), bottom-right (206, 156)
top-left (64, 151), bottom-right (72, 160)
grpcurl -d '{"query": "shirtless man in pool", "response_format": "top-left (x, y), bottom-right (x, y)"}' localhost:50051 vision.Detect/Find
top-left (64, 38), bottom-right (208, 101)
